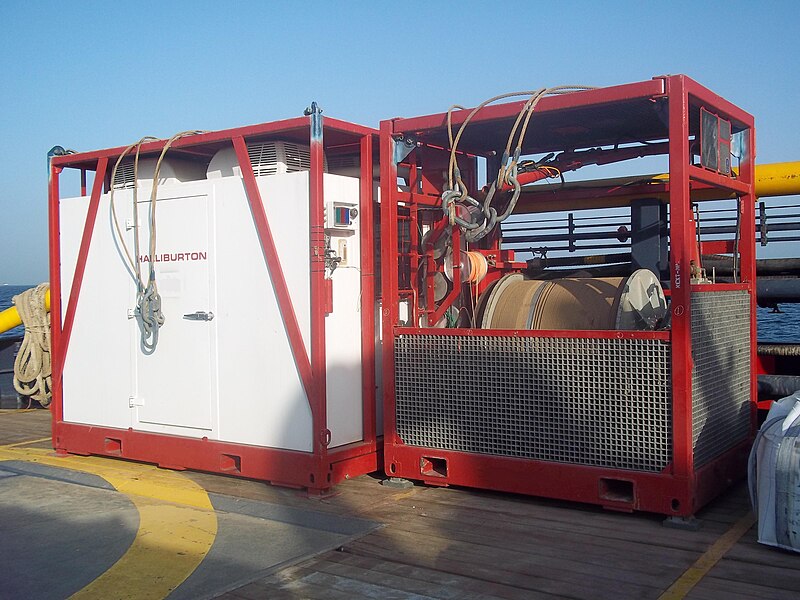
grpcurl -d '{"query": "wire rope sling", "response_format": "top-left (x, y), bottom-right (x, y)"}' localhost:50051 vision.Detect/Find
top-left (441, 86), bottom-right (595, 242)
top-left (109, 131), bottom-right (204, 353)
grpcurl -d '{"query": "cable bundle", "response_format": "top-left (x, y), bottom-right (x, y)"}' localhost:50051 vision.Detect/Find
top-left (110, 130), bottom-right (204, 352)
top-left (442, 86), bottom-right (594, 242)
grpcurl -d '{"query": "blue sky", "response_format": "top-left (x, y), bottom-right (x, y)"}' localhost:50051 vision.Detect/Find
top-left (1, 0), bottom-right (798, 283)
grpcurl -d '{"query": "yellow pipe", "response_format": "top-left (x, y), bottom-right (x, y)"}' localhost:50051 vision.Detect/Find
top-left (518, 161), bottom-right (800, 213)
top-left (751, 161), bottom-right (800, 197)
top-left (0, 288), bottom-right (50, 335)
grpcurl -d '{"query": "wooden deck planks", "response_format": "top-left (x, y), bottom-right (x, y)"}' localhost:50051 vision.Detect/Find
top-left (399, 484), bottom-right (739, 534)
top-left (352, 507), bottom-right (698, 578)
top-left (725, 531), bottom-right (800, 570)
top-left (320, 552), bottom-right (550, 600)
top-left (3, 410), bottom-right (800, 600)
top-left (371, 491), bottom-right (723, 555)
top-left (687, 575), bottom-right (800, 600)
top-left (346, 528), bottom-right (670, 599)
top-left (226, 568), bottom-right (360, 600)
top-left (312, 554), bottom-right (504, 600)
top-left (0, 410), bottom-right (51, 446)
top-left (702, 558), bottom-right (800, 592)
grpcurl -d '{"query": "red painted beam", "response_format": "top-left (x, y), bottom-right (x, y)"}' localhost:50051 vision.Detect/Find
top-left (700, 240), bottom-right (735, 255)
top-left (379, 119), bottom-right (401, 449)
top-left (48, 162), bottom-right (63, 433)
top-left (51, 117), bottom-right (377, 170)
top-left (666, 75), bottom-right (694, 483)
top-left (232, 136), bottom-right (314, 405)
top-left (688, 164), bottom-right (751, 196)
top-left (359, 133), bottom-right (377, 443)
top-left (308, 112), bottom-right (329, 462)
top-left (684, 76), bottom-right (755, 130)
top-left (51, 118), bottom-right (309, 168)
top-left (54, 157), bottom-right (109, 390)
top-left (393, 78), bottom-right (665, 133)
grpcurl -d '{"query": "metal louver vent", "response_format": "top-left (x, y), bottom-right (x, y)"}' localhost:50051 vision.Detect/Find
top-left (246, 141), bottom-right (319, 176)
top-left (328, 155), bottom-right (358, 169)
top-left (207, 141), bottom-right (328, 179)
top-left (247, 143), bottom-right (280, 177)
top-left (112, 159), bottom-right (136, 190)
top-left (282, 143), bottom-right (312, 173)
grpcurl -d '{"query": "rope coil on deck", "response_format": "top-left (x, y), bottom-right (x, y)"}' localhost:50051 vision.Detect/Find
top-left (12, 283), bottom-right (52, 407)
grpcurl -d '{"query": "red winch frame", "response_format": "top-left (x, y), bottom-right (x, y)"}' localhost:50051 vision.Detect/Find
top-left (379, 75), bottom-right (757, 516)
top-left (48, 116), bottom-right (380, 493)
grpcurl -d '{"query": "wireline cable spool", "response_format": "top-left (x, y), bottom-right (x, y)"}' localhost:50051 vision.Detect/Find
top-left (464, 251), bottom-right (488, 284)
top-left (441, 249), bottom-right (488, 284)
top-left (481, 269), bottom-right (667, 330)
top-left (381, 75), bottom-right (757, 518)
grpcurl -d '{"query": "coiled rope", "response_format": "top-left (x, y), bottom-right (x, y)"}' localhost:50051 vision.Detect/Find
top-left (12, 283), bottom-right (52, 407)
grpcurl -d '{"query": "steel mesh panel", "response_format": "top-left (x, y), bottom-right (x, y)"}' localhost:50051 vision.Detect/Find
top-left (691, 291), bottom-right (752, 467)
top-left (395, 335), bottom-right (672, 472)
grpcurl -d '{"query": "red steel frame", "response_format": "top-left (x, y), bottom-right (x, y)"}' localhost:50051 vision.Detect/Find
top-left (380, 75), bottom-right (757, 516)
top-left (48, 116), bottom-right (380, 493)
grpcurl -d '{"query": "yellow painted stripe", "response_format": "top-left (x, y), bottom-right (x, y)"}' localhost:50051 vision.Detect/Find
top-left (71, 496), bottom-right (217, 600)
top-left (1, 436), bottom-right (52, 448)
top-left (0, 446), bottom-right (213, 509)
top-left (392, 488), bottom-right (419, 502)
top-left (0, 446), bottom-right (217, 598)
top-left (658, 512), bottom-right (757, 599)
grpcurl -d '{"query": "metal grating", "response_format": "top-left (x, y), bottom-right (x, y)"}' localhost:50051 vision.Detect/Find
top-left (395, 335), bottom-right (672, 472)
top-left (691, 291), bottom-right (752, 467)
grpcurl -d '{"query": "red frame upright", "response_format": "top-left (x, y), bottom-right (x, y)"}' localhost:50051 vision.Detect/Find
top-left (48, 115), bottom-right (380, 493)
top-left (379, 75), bottom-right (757, 516)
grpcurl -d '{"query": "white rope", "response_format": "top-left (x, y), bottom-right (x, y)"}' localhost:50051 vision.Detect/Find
top-left (12, 283), bottom-right (52, 407)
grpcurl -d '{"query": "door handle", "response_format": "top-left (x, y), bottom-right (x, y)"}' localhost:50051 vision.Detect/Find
top-left (183, 311), bottom-right (214, 321)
